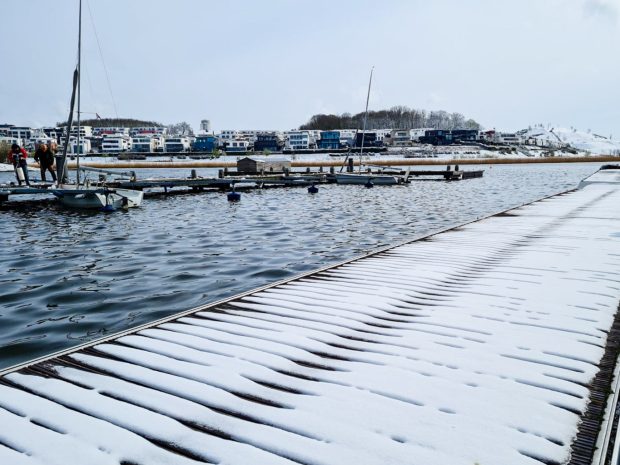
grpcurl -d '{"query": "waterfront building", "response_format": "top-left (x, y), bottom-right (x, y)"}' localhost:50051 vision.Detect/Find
top-left (420, 129), bottom-right (479, 145)
top-left (218, 130), bottom-right (239, 144)
top-left (93, 127), bottom-right (130, 137)
top-left (253, 132), bottom-right (284, 152)
top-left (389, 129), bottom-right (413, 146)
top-left (480, 130), bottom-right (521, 145)
top-left (355, 131), bottom-right (383, 148)
top-left (69, 137), bottom-right (92, 154)
top-left (339, 129), bottom-right (356, 147)
top-left (41, 127), bottom-right (65, 143)
top-left (0, 125), bottom-right (33, 142)
top-left (224, 139), bottom-right (250, 154)
top-left (130, 135), bottom-right (157, 152)
top-left (318, 131), bottom-right (341, 150)
top-left (69, 125), bottom-right (93, 138)
top-left (164, 136), bottom-right (191, 153)
top-left (101, 134), bottom-right (130, 152)
top-left (129, 126), bottom-right (166, 137)
top-left (192, 134), bottom-right (218, 152)
top-left (286, 130), bottom-right (317, 150)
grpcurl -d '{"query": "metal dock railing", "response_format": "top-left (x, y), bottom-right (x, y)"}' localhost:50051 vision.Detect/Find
top-left (2, 168), bottom-right (620, 465)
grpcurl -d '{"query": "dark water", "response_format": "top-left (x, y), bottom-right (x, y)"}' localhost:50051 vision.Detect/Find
top-left (0, 162), bottom-right (600, 370)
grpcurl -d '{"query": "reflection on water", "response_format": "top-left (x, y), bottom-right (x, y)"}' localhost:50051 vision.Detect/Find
top-left (0, 162), bottom-right (599, 369)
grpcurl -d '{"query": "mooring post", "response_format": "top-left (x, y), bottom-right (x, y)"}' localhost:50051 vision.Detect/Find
top-left (191, 169), bottom-right (197, 179)
top-left (330, 166), bottom-right (335, 174)
top-left (348, 158), bottom-right (354, 173)
top-left (224, 167), bottom-right (228, 176)
top-left (218, 169), bottom-right (224, 179)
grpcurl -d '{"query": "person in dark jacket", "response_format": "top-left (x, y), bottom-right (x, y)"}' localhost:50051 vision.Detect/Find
top-left (34, 142), bottom-right (57, 182)
top-left (8, 143), bottom-right (30, 186)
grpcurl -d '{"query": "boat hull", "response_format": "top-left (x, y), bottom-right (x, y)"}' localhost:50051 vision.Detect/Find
top-left (53, 187), bottom-right (144, 210)
top-left (335, 174), bottom-right (400, 185)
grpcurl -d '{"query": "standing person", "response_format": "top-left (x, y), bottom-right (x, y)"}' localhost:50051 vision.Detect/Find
top-left (8, 143), bottom-right (30, 186)
top-left (34, 142), bottom-right (57, 183)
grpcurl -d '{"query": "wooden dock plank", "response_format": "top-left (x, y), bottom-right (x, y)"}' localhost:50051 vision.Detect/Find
top-left (2, 167), bottom-right (620, 464)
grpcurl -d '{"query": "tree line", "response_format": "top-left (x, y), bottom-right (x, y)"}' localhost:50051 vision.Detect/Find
top-left (56, 118), bottom-right (164, 128)
top-left (299, 106), bottom-right (481, 131)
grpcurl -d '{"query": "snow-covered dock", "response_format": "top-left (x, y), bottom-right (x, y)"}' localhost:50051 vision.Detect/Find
top-left (2, 167), bottom-right (620, 465)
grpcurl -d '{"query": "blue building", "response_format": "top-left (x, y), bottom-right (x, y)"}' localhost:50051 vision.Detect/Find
top-left (192, 134), bottom-right (218, 152)
top-left (254, 133), bottom-right (283, 152)
top-left (318, 131), bottom-right (341, 150)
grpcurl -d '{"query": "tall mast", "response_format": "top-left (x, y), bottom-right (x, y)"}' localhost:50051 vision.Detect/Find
top-left (76, 0), bottom-right (82, 183)
top-left (359, 66), bottom-right (373, 172)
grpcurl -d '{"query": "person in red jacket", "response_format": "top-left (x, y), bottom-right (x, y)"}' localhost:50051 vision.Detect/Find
top-left (8, 143), bottom-right (31, 186)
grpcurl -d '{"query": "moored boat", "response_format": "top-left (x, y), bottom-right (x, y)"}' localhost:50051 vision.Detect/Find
top-left (335, 173), bottom-right (400, 185)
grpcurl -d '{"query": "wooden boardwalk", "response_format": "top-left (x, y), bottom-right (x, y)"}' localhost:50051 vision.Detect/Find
top-left (1, 167), bottom-right (620, 464)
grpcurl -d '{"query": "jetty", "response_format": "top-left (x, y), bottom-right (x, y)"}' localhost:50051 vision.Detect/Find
top-left (0, 164), bottom-right (483, 204)
top-left (1, 166), bottom-right (620, 464)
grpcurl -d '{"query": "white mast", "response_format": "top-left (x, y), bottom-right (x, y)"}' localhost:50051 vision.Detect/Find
top-left (359, 66), bottom-right (374, 172)
top-left (76, 0), bottom-right (82, 184)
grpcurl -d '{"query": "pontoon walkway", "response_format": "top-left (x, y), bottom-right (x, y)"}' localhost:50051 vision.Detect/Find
top-left (2, 168), bottom-right (620, 465)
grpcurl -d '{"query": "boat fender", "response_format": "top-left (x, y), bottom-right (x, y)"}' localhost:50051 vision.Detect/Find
top-left (308, 184), bottom-right (319, 194)
top-left (365, 180), bottom-right (374, 188)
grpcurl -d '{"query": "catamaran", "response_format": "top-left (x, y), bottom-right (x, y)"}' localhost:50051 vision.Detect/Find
top-left (54, 0), bottom-right (143, 210)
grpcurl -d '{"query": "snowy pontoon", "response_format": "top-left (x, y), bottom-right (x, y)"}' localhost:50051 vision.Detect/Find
top-left (1, 167), bottom-right (620, 465)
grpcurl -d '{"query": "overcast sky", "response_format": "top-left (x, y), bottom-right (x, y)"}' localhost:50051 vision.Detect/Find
top-left (2, 0), bottom-right (619, 135)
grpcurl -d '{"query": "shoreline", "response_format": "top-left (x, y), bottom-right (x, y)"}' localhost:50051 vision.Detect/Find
top-left (49, 155), bottom-right (620, 170)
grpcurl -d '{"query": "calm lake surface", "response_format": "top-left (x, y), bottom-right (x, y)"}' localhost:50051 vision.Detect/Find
top-left (0, 162), bottom-right (601, 370)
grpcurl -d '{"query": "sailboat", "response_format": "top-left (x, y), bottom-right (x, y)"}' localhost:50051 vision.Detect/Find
top-left (336, 67), bottom-right (399, 186)
top-left (54, 0), bottom-right (143, 210)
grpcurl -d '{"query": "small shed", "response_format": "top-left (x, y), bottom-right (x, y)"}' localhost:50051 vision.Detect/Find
top-left (237, 157), bottom-right (291, 174)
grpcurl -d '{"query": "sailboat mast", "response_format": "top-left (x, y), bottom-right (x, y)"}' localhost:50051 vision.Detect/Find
top-left (359, 66), bottom-right (373, 172)
top-left (76, 0), bottom-right (82, 184)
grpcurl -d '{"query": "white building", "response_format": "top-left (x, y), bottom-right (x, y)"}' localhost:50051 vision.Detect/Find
top-left (93, 127), bottom-right (130, 137)
top-left (101, 134), bottom-right (130, 153)
top-left (285, 130), bottom-right (317, 150)
top-left (70, 125), bottom-right (93, 138)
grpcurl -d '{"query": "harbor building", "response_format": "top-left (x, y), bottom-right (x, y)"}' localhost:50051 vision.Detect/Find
top-left (0, 125), bottom-right (32, 141)
top-left (93, 127), bottom-right (130, 137)
top-left (237, 156), bottom-right (291, 174)
top-left (192, 134), bottom-right (218, 153)
top-left (101, 134), bottom-right (130, 152)
top-left (164, 136), bottom-right (191, 153)
top-left (286, 130), bottom-right (317, 150)
top-left (253, 132), bottom-right (284, 153)
top-left (224, 139), bottom-right (250, 154)
top-left (419, 129), bottom-right (479, 145)
top-left (318, 131), bottom-right (341, 150)
top-left (69, 125), bottom-right (93, 139)
top-left (355, 131), bottom-right (383, 148)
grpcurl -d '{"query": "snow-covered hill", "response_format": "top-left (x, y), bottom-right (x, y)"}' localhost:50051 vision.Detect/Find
top-left (520, 126), bottom-right (620, 154)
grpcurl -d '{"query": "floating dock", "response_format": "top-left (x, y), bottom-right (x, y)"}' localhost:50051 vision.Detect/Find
top-left (1, 167), bottom-right (620, 464)
top-left (0, 166), bottom-right (482, 204)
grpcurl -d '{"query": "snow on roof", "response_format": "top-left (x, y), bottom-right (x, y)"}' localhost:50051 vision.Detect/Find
top-left (1, 168), bottom-right (620, 465)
